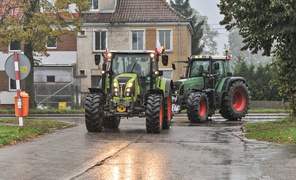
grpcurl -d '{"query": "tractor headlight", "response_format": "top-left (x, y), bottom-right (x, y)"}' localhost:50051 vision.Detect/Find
top-left (125, 82), bottom-right (134, 97)
top-left (126, 88), bottom-right (131, 96)
top-left (114, 87), bottom-right (119, 96)
top-left (127, 82), bottom-right (133, 88)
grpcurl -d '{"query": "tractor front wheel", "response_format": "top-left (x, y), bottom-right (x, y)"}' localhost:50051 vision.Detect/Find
top-left (85, 93), bottom-right (104, 132)
top-left (187, 92), bottom-right (209, 123)
top-left (220, 80), bottom-right (250, 121)
top-left (146, 94), bottom-right (164, 134)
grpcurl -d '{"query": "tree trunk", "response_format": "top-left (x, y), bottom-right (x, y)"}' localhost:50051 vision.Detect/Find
top-left (24, 44), bottom-right (36, 108)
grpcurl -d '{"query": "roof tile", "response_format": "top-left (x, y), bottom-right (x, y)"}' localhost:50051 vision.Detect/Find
top-left (82, 0), bottom-right (190, 23)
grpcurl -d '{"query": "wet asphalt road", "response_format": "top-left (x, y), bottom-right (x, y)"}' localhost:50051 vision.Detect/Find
top-left (0, 114), bottom-right (295, 180)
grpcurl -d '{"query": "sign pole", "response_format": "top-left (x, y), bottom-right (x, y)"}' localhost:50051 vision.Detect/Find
top-left (14, 52), bottom-right (24, 130)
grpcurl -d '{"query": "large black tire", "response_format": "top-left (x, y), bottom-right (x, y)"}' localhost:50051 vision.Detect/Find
top-left (187, 92), bottom-right (209, 123)
top-left (220, 80), bottom-right (250, 121)
top-left (146, 94), bottom-right (164, 134)
top-left (103, 116), bottom-right (121, 129)
top-left (85, 93), bottom-right (104, 132)
top-left (163, 88), bottom-right (172, 129)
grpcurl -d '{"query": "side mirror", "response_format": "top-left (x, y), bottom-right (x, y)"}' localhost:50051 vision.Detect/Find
top-left (95, 55), bottom-right (100, 65)
top-left (162, 55), bottom-right (168, 66)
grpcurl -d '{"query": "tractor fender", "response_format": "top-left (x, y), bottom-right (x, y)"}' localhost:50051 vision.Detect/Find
top-left (88, 87), bottom-right (104, 94)
top-left (155, 77), bottom-right (171, 96)
top-left (164, 79), bottom-right (173, 98)
top-left (222, 77), bottom-right (250, 93)
top-left (147, 77), bottom-right (172, 100)
top-left (98, 79), bottom-right (102, 89)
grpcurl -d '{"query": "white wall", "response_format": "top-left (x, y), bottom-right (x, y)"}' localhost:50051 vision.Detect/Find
top-left (0, 51), bottom-right (77, 71)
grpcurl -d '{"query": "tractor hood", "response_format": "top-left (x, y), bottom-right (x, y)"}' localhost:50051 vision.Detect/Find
top-left (173, 77), bottom-right (204, 95)
top-left (114, 73), bottom-right (137, 84)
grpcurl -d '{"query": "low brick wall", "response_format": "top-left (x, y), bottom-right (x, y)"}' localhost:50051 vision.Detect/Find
top-left (250, 100), bottom-right (288, 109)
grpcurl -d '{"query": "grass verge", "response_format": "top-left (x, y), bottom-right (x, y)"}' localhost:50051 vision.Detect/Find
top-left (242, 116), bottom-right (296, 144)
top-left (0, 118), bottom-right (76, 148)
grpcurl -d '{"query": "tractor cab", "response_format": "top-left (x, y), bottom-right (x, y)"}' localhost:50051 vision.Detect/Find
top-left (186, 55), bottom-right (232, 89)
top-left (106, 51), bottom-right (164, 99)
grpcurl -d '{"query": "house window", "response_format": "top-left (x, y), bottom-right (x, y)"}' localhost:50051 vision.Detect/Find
top-left (9, 78), bottom-right (16, 91)
top-left (78, 29), bottom-right (86, 36)
top-left (9, 41), bottom-right (21, 51)
top-left (46, 36), bottom-right (57, 49)
top-left (94, 30), bottom-right (107, 51)
top-left (158, 30), bottom-right (172, 51)
top-left (89, 0), bottom-right (99, 11)
top-left (47, 76), bottom-right (55, 82)
top-left (131, 30), bottom-right (144, 50)
top-left (79, 69), bottom-right (86, 76)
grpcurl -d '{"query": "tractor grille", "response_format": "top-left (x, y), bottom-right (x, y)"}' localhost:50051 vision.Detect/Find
top-left (117, 77), bottom-right (132, 96)
top-left (117, 77), bottom-right (132, 84)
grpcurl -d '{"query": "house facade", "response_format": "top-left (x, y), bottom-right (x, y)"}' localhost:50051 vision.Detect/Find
top-left (0, 0), bottom-right (193, 109)
top-left (0, 35), bottom-right (80, 109)
top-left (77, 0), bottom-right (193, 102)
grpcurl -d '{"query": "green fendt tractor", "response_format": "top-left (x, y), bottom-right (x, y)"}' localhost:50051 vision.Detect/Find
top-left (172, 53), bottom-right (251, 122)
top-left (85, 50), bottom-right (173, 134)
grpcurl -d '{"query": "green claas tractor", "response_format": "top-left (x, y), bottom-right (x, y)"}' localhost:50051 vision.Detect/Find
top-left (85, 50), bottom-right (173, 134)
top-left (172, 53), bottom-right (251, 122)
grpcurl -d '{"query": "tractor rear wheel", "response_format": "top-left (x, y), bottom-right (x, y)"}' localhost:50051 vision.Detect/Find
top-left (163, 88), bottom-right (172, 129)
top-left (187, 92), bottom-right (209, 123)
top-left (220, 80), bottom-right (250, 121)
top-left (85, 93), bottom-right (104, 132)
top-left (103, 116), bottom-right (121, 129)
top-left (146, 94), bottom-right (164, 134)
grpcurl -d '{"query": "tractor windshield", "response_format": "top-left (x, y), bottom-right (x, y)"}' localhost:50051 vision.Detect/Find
top-left (211, 60), bottom-right (225, 79)
top-left (189, 60), bottom-right (226, 78)
top-left (189, 60), bottom-right (209, 78)
top-left (111, 54), bottom-right (151, 77)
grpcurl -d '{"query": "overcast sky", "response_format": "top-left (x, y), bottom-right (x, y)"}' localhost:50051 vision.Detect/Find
top-left (167, 0), bottom-right (229, 55)
top-left (190, 0), bottom-right (228, 55)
